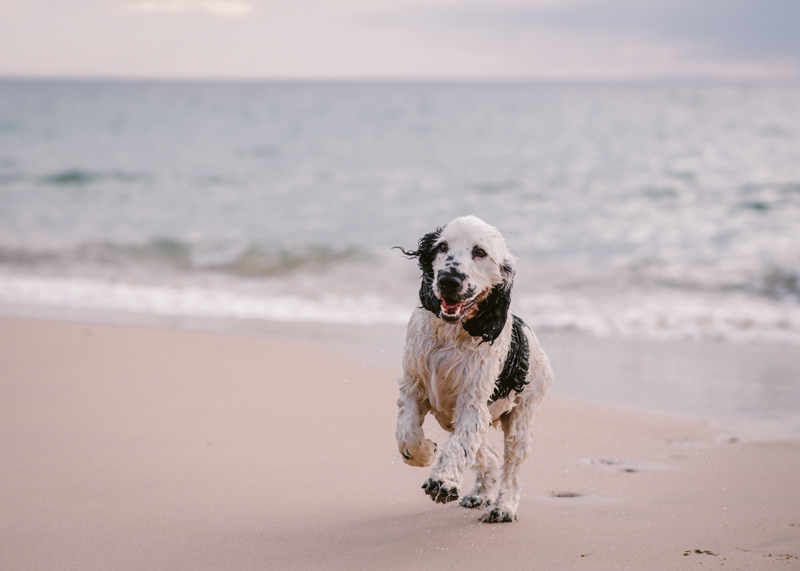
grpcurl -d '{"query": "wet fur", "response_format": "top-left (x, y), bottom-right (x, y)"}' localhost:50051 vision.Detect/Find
top-left (395, 216), bottom-right (553, 523)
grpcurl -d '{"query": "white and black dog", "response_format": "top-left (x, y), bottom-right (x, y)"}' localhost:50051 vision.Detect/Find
top-left (395, 215), bottom-right (553, 523)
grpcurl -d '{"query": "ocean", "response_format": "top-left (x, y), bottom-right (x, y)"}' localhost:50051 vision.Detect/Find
top-left (1, 79), bottom-right (799, 345)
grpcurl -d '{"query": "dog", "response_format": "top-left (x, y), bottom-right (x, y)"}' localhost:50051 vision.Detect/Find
top-left (395, 215), bottom-right (553, 523)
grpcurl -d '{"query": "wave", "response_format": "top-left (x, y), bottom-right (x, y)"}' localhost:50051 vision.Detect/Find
top-left (0, 271), bottom-right (798, 345)
top-left (3, 238), bottom-right (799, 299)
top-left (0, 169), bottom-right (153, 186)
top-left (1, 237), bottom-right (799, 344)
top-left (37, 170), bottom-right (152, 186)
top-left (0, 239), bottom-right (370, 277)
top-left (517, 291), bottom-right (800, 345)
top-left (757, 265), bottom-right (800, 301)
top-left (0, 275), bottom-right (410, 326)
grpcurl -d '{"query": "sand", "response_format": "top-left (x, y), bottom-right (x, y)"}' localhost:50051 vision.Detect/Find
top-left (1, 317), bottom-right (798, 570)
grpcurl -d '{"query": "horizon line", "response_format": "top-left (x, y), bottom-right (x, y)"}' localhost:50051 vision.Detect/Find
top-left (2, 74), bottom-right (800, 87)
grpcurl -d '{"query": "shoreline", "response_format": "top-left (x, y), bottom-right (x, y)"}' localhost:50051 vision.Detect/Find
top-left (2, 303), bottom-right (799, 441)
top-left (0, 316), bottom-right (798, 570)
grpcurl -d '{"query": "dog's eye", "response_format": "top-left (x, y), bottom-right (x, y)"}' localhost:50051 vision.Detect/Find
top-left (438, 242), bottom-right (448, 253)
top-left (473, 247), bottom-right (487, 259)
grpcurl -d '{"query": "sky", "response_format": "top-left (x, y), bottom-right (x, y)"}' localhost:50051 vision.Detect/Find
top-left (0, 0), bottom-right (797, 81)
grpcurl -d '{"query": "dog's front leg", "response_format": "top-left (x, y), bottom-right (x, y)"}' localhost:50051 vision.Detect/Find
top-left (422, 399), bottom-right (490, 504)
top-left (396, 375), bottom-right (437, 467)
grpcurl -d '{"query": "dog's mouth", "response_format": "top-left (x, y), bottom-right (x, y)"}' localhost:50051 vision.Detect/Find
top-left (439, 295), bottom-right (479, 323)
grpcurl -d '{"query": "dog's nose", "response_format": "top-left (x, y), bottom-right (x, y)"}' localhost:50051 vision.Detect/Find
top-left (437, 273), bottom-right (462, 293)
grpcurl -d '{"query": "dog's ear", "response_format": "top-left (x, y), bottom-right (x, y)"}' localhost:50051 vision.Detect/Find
top-left (394, 227), bottom-right (444, 316)
top-left (463, 257), bottom-right (515, 343)
top-left (501, 256), bottom-right (516, 283)
top-left (462, 283), bottom-right (511, 343)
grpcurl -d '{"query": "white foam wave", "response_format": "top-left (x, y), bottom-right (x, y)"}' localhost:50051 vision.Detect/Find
top-left (0, 276), bottom-right (410, 326)
top-left (2, 273), bottom-right (799, 345)
top-left (518, 290), bottom-right (800, 345)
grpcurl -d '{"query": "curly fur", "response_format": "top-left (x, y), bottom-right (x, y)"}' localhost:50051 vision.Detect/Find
top-left (489, 315), bottom-right (530, 404)
top-left (395, 215), bottom-right (553, 523)
top-left (397, 227), bottom-right (443, 316)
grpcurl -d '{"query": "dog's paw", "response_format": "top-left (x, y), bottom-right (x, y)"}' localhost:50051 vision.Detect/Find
top-left (459, 494), bottom-right (492, 509)
top-left (480, 506), bottom-right (516, 523)
top-left (400, 439), bottom-right (437, 467)
top-left (422, 478), bottom-right (459, 504)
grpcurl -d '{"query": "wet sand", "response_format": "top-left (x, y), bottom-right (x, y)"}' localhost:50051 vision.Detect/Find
top-left (4, 301), bottom-right (799, 440)
top-left (1, 317), bottom-right (798, 570)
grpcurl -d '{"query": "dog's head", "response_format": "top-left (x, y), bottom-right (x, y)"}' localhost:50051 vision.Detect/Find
top-left (397, 216), bottom-right (516, 343)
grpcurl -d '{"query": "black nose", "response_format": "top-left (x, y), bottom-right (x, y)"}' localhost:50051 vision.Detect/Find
top-left (437, 273), bottom-right (463, 293)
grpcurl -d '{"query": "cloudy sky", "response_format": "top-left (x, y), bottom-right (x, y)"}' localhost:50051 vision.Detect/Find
top-left (0, 0), bottom-right (797, 80)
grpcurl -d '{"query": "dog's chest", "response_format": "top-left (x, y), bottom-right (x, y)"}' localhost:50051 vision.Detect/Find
top-left (408, 321), bottom-right (505, 430)
top-left (425, 345), bottom-right (476, 426)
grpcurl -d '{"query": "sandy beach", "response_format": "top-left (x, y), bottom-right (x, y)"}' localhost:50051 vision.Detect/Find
top-left (1, 316), bottom-right (799, 570)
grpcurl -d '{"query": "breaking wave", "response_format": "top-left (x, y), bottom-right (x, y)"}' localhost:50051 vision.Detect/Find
top-left (0, 244), bottom-right (799, 345)
top-left (0, 275), bottom-right (410, 326)
top-left (0, 239), bottom-right (369, 277)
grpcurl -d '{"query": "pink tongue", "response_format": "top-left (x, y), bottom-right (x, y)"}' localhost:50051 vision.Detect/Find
top-left (442, 300), bottom-right (461, 310)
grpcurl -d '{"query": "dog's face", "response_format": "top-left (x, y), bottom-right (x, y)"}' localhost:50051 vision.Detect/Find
top-left (429, 217), bottom-right (512, 323)
top-left (400, 216), bottom-right (517, 342)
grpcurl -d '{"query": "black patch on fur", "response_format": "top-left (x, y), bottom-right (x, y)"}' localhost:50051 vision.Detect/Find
top-left (439, 266), bottom-right (466, 282)
top-left (488, 315), bottom-right (530, 404)
top-left (462, 282), bottom-right (512, 343)
top-left (394, 227), bottom-right (444, 316)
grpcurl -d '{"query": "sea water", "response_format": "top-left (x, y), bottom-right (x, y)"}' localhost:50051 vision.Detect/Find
top-left (1, 79), bottom-right (799, 344)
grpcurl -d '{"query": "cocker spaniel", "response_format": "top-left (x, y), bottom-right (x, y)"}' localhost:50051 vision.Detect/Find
top-left (395, 215), bottom-right (553, 523)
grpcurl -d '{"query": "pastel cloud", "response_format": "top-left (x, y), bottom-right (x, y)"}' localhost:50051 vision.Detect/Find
top-left (444, 0), bottom-right (800, 61)
top-left (124, 0), bottom-right (254, 18)
top-left (0, 0), bottom-right (797, 79)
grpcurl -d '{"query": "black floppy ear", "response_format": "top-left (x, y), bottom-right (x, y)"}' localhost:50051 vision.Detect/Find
top-left (394, 227), bottom-right (443, 316)
top-left (462, 283), bottom-right (511, 343)
top-left (463, 258), bottom-right (515, 343)
top-left (501, 257), bottom-right (516, 283)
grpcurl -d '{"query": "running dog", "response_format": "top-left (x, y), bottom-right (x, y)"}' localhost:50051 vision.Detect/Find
top-left (395, 215), bottom-right (553, 522)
